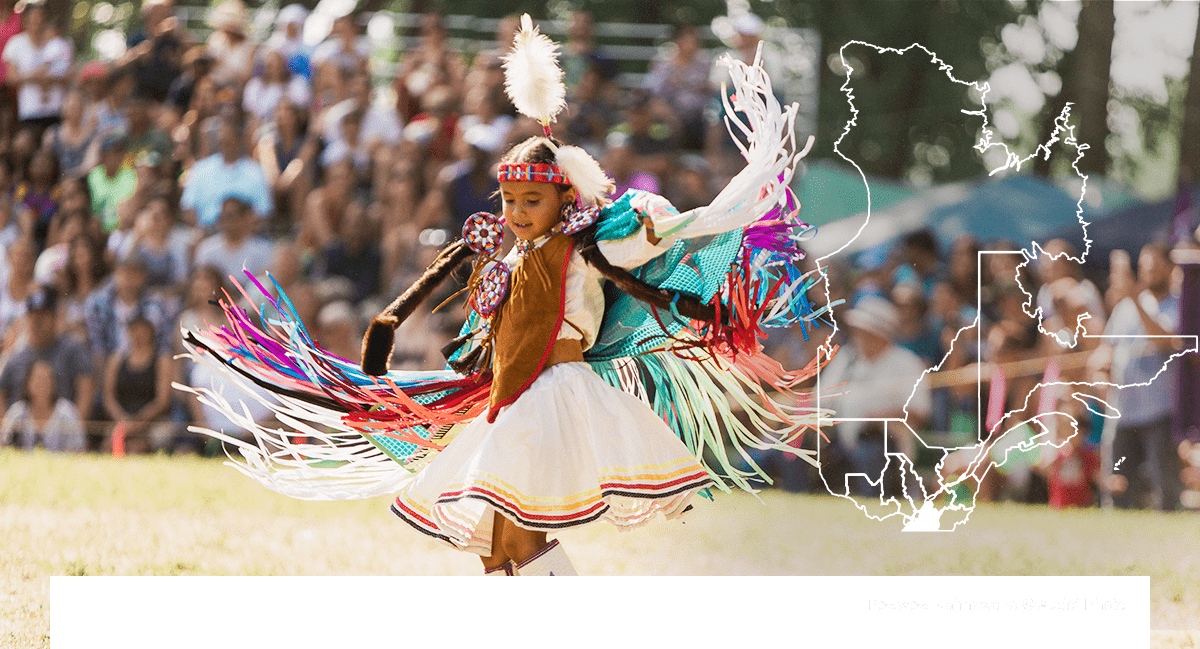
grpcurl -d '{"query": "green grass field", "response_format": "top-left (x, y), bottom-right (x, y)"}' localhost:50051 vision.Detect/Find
top-left (3, 449), bottom-right (1198, 647)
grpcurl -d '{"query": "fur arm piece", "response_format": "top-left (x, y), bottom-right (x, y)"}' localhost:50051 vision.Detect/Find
top-left (361, 240), bottom-right (473, 376)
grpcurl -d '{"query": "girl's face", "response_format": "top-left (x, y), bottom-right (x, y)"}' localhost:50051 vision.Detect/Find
top-left (500, 180), bottom-right (571, 241)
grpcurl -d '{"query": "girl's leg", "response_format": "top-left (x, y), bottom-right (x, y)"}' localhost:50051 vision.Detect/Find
top-left (496, 516), bottom-right (547, 565)
top-left (481, 511), bottom-right (514, 573)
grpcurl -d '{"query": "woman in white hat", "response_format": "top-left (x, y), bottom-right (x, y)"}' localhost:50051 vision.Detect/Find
top-left (206, 0), bottom-right (256, 88)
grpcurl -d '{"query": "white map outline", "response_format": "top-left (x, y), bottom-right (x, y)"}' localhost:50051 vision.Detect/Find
top-left (811, 41), bottom-right (1199, 531)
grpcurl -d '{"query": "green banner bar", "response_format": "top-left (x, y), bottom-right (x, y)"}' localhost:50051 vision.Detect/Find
top-left (54, 573), bottom-right (1142, 643)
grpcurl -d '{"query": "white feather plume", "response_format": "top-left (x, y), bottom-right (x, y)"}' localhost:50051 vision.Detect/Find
top-left (555, 144), bottom-right (615, 206)
top-left (503, 14), bottom-right (567, 126)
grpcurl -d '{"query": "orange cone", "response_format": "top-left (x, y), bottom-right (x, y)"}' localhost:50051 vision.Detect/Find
top-left (112, 423), bottom-right (126, 458)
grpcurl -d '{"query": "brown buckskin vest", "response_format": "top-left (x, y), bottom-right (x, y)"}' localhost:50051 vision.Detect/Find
top-left (486, 233), bottom-right (574, 422)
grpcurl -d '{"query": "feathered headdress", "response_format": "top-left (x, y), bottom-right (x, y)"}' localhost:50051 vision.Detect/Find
top-left (501, 14), bottom-right (614, 206)
top-left (503, 14), bottom-right (566, 133)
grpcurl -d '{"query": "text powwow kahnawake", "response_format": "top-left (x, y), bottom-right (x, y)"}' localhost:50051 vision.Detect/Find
top-left (864, 597), bottom-right (1123, 611)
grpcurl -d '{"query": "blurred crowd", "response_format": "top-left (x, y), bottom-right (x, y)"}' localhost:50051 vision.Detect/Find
top-left (2, 0), bottom-right (1196, 513)
top-left (0, 1), bottom-right (772, 455)
top-left (762, 227), bottom-right (1200, 512)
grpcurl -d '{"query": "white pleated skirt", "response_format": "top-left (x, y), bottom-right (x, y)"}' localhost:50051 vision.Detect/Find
top-left (390, 362), bottom-right (714, 555)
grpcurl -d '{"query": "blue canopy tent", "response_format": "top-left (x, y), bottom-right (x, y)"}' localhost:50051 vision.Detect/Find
top-left (1047, 188), bottom-right (1196, 274)
top-left (804, 173), bottom-right (1141, 267)
top-left (791, 160), bottom-right (916, 227)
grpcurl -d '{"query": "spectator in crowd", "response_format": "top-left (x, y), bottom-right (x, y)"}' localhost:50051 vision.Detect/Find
top-left (603, 131), bottom-right (659, 198)
top-left (712, 12), bottom-right (783, 91)
top-left (16, 145), bottom-right (60, 248)
top-left (116, 193), bottom-right (189, 301)
top-left (980, 321), bottom-right (1047, 503)
top-left (314, 299), bottom-right (360, 361)
top-left (32, 196), bottom-right (86, 286)
top-left (561, 11), bottom-right (611, 92)
top-left (706, 12), bottom-right (784, 173)
top-left (393, 13), bottom-right (464, 123)
top-left (564, 59), bottom-right (620, 155)
top-left (456, 76), bottom-right (513, 154)
top-left (664, 153), bottom-right (713, 212)
top-left (300, 158), bottom-right (363, 254)
top-left (1035, 238), bottom-right (1104, 339)
top-left (894, 228), bottom-right (946, 299)
top-left (110, 151), bottom-right (174, 262)
top-left (263, 4), bottom-right (311, 80)
top-left (1040, 274), bottom-right (1106, 356)
top-left (892, 283), bottom-right (940, 364)
top-left (43, 88), bottom-right (98, 179)
top-left (1095, 244), bottom-right (1184, 511)
top-left (205, 0), bottom-right (256, 89)
top-left (2, 2), bottom-right (72, 140)
top-left (320, 108), bottom-right (370, 178)
top-left (193, 195), bottom-right (275, 280)
top-left (312, 12), bottom-right (369, 76)
top-left (473, 13), bottom-right (519, 63)
top-left (946, 234), bottom-right (980, 304)
top-left (0, 157), bottom-right (15, 246)
top-left (313, 197), bottom-right (381, 304)
top-left (818, 296), bottom-right (931, 497)
top-left (376, 158), bottom-right (425, 291)
top-left (1037, 397), bottom-right (1100, 509)
top-left (0, 286), bottom-right (94, 421)
top-left (181, 115), bottom-right (271, 229)
top-left (173, 70), bottom-right (218, 166)
top-left (175, 265), bottom-right (224, 347)
top-left (0, 358), bottom-right (85, 451)
top-left (92, 66), bottom-right (135, 138)
top-left (0, 236), bottom-right (36, 348)
top-left (0, 0), bottom-right (21, 144)
top-left (427, 122), bottom-right (501, 235)
top-left (617, 89), bottom-right (677, 181)
top-left (101, 313), bottom-right (174, 454)
top-left (74, 60), bottom-right (109, 105)
top-left (56, 231), bottom-right (107, 341)
top-left (243, 49), bottom-right (310, 132)
top-left (644, 23), bottom-right (711, 152)
top-left (87, 134), bottom-right (136, 233)
top-left (83, 251), bottom-right (170, 363)
top-left (462, 23), bottom-right (517, 120)
top-left (405, 84), bottom-right (459, 172)
top-left (123, 0), bottom-right (187, 104)
top-left (122, 94), bottom-right (172, 166)
top-left (254, 100), bottom-right (316, 226)
top-left (166, 46), bottom-right (214, 116)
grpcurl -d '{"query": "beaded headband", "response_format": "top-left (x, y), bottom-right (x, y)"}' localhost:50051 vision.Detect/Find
top-left (497, 162), bottom-right (570, 185)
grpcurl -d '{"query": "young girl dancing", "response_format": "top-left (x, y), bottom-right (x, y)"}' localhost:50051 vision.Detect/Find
top-left (179, 15), bottom-right (833, 576)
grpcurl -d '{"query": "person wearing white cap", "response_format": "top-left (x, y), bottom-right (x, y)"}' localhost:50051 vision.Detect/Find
top-left (205, 0), bottom-right (257, 88)
top-left (819, 296), bottom-right (932, 498)
top-left (709, 11), bottom-right (783, 90)
top-left (264, 4), bottom-right (313, 78)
